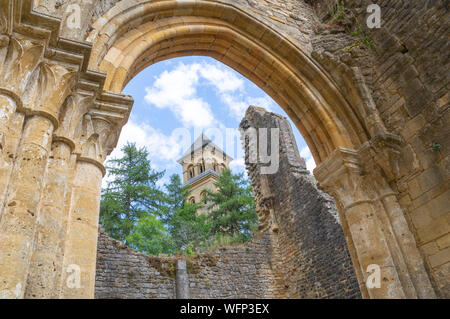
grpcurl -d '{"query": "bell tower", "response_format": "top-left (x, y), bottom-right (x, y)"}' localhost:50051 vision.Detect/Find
top-left (177, 134), bottom-right (233, 206)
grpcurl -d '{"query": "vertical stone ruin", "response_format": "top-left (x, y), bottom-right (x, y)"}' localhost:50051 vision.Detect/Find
top-left (240, 106), bottom-right (362, 298)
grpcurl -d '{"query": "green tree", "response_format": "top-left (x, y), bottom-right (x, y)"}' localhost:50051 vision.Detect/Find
top-left (170, 202), bottom-right (211, 253)
top-left (126, 215), bottom-right (173, 255)
top-left (160, 174), bottom-right (190, 228)
top-left (204, 169), bottom-right (258, 242)
top-left (100, 142), bottom-right (166, 243)
top-left (155, 173), bottom-right (211, 253)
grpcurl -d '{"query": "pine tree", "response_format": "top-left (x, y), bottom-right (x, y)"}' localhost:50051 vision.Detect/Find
top-left (204, 169), bottom-right (258, 242)
top-left (100, 142), bottom-right (166, 244)
top-left (160, 174), bottom-right (190, 228)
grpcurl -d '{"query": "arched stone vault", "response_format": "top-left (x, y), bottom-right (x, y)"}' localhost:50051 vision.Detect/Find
top-left (0, 0), bottom-right (447, 299)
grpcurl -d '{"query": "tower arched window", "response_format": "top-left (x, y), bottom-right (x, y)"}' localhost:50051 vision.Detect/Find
top-left (188, 165), bottom-right (195, 179)
top-left (201, 191), bottom-right (208, 205)
top-left (199, 161), bottom-right (205, 173)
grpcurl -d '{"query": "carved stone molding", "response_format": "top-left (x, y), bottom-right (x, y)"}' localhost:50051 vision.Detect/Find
top-left (315, 147), bottom-right (365, 210)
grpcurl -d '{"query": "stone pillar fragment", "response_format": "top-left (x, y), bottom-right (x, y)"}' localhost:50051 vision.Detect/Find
top-left (176, 259), bottom-right (190, 299)
top-left (240, 106), bottom-right (361, 298)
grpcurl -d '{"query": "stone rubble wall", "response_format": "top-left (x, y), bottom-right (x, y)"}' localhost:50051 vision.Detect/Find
top-left (95, 228), bottom-right (285, 299)
top-left (95, 228), bottom-right (176, 299)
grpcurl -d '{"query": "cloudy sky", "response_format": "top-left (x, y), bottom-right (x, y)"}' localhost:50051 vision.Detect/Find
top-left (104, 56), bottom-right (316, 187)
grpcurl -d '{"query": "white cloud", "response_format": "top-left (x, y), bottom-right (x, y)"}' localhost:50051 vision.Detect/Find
top-left (229, 157), bottom-right (245, 172)
top-left (220, 93), bottom-right (248, 121)
top-left (247, 96), bottom-right (275, 112)
top-left (198, 64), bottom-right (244, 93)
top-left (300, 146), bottom-right (316, 173)
top-left (216, 86), bottom-right (275, 121)
top-left (108, 120), bottom-right (185, 163)
top-left (144, 63), bottom-right (216, 128)
top-left (144, 61), bottom-right (275, 125)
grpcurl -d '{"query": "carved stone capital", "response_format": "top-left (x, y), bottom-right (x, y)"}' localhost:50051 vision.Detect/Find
top-left (76, 111), bottom-right (125, 175)
top-left (359, 133), bottom-right (402, 182)
top-left (24, 62), bottom-right (78, 123)
top-left (53, 93), bottom-right (95, 151)
top-left (315, 147), bottom-right (369, 209)
top-left (0, 37), bottom-right (44, 98)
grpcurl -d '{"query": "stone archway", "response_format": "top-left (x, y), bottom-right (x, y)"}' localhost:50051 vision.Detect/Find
top-left (86, 0), bottom-right (367, 164)
top-left (0, 0), bottom-right (446, 299)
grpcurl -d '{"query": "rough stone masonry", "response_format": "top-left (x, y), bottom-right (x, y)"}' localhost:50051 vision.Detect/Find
top-left (94, 106), bottom-right (361, 299)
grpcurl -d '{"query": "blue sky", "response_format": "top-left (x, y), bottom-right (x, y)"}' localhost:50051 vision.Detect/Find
top-left (104, 56), bottom-right (315, 187)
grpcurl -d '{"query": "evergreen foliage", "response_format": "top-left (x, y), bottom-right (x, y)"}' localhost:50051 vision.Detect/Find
top-left (100, 143), bottom-right (257, 256)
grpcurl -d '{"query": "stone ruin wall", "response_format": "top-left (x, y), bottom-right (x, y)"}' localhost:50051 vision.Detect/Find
top-left (95, 107), bottom-right (361, 299)
top-left (32, 0), bottom-right (450, 298)
top-left (309, 0), bottom-right (449, 297)
top-left (240, 106), bottom-right (361, 298)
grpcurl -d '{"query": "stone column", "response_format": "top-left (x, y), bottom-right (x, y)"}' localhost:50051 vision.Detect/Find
top-left (59, 159), bottom-right (103, 298)
top-left (59, 114), bottom-right (113, 298)
top-left (0, 115), bottom-right (54, 298)
top-left (0, 92), bottom-right (25, 215)
top-left (24, 140), bottom-right (73, 298)
top-left (379, 190), bottom-right (436, 298)
top-left (0, 51), bottom-right (75, 298)
top-left (316, 147), bottom-right (407, 298)
top-left (0, 37), bottom-right (44, 217)
top-left (358, 138), bottom-right (437, 299)
top-left (183, 169), bottom-right (189, 183)
top-left (24, 94), bottom-right (94, 299)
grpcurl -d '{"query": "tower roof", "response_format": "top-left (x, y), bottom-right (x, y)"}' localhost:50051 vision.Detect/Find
top-left (177, 133), bottom-right (233, 163)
